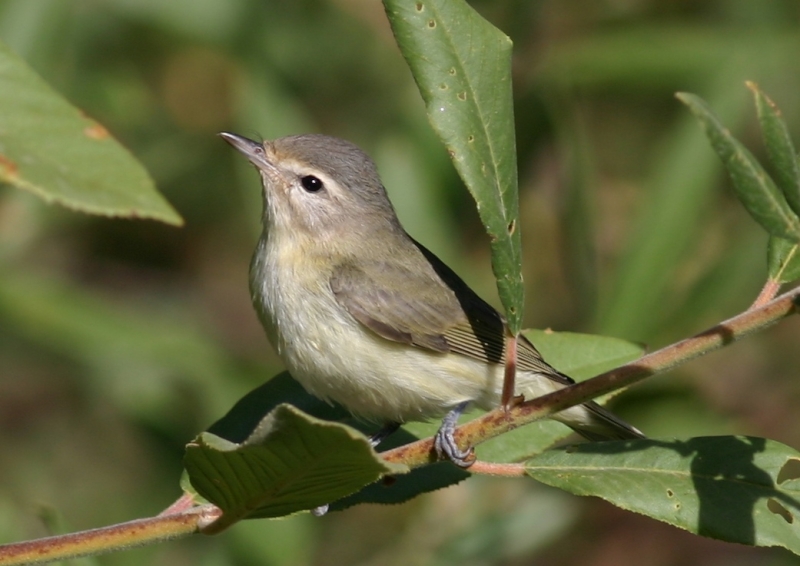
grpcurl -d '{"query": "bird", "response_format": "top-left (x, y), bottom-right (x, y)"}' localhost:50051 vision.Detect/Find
top-left (221, 131), bottom-right (643, 466)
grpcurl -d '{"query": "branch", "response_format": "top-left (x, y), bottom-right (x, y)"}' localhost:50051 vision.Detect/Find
top-left (0, 504), bottom-right (221, 566)
top-left (381, 285), bottom-right (800, 468)
top-left (467, 461), bottom-right (527, 477)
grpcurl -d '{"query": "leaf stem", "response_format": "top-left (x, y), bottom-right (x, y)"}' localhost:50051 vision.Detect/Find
top-left (0, 505), bottom-right (221, 566)
top-left (751, 278), bottom-right (782, 308)
top-left (381, 285), bottom-right (800, 468)
top-left (501, 333), bottom-right (518, 408)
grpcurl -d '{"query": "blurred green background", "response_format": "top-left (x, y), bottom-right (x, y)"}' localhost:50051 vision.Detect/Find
top-left (1, 0), bottom-right (800, 564)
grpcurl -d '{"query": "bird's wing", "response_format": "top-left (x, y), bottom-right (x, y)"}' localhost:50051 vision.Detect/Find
top-left (329, 259), bottom-right (460, 353)
top-left (329, 242), bottom-right (565, 382)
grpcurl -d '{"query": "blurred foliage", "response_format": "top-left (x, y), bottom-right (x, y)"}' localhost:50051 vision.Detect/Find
top-left (1, 1), bottom-right (800, 565)
top-left (0, 40), bottom-right (182, 224)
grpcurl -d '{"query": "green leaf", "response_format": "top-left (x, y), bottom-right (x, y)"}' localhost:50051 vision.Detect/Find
top-left (383, 0), bottom-right (522, 332)
top-left (0, 40), bottom-right (182, 224)
top-left (527, 436), bottom-right (800, 554)
top-left (204, 373), bottom-right (470, 510)
top-left (677, 92), bottom-right (800, 242)
top-left (329, 460), bottom-right (469, 512)
top-left (767, 235), bottom-right (800, 284)
top-left (523, 329), bottom-right (645, 381)
top-left (748, 81), bottom-right (800, 218)
top-left (185, 404), bottom-right (407, 532)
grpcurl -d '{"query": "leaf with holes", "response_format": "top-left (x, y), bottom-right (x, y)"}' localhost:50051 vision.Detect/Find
top-left (383, 0), bottom-right (522, 332)
top-left (184, 404), bottom-right (407, 532)
top-left (677, 92), bottom-right (800, 242)
top-left (0, 40), bottom-right (181, 224)
top-left (527, 436), bottom-right (800, 554)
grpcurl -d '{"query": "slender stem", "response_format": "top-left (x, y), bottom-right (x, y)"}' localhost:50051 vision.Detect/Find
top-left (0, 505), bottom-right (221, 566)
top-left (158, 493), bottom-right (197, 516)
top-left (751, 278), bottom-right (781, 308)
top-left (381, 285), bottom-right (800, 468)
top-left (501, 333), bottom-right (518, 408)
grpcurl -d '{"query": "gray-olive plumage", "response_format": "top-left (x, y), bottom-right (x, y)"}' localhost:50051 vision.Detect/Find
top-left (221, 132), bottom-right (643, 457)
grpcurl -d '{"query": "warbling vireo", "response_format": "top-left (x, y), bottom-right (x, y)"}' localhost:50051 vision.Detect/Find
top-left (221, 132), bottom-right (643, 466)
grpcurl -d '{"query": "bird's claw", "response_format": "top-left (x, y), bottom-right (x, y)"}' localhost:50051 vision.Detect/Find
top-left (434, 402), bottom-right (475, 468)
top-left (434, 427), bottom-right (475, 467)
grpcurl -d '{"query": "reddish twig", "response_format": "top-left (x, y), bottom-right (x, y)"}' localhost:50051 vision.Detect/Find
top-left (0, 505), bottom-right (221, 566)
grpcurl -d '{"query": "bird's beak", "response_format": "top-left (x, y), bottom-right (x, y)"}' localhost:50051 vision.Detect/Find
top-left (219, 132), bottom-right (274, 170)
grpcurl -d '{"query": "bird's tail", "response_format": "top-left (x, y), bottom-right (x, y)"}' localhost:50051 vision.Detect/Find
top-left (514, 360), bottom-right (644, 441)
top-left (565, 400), bottom-right (645, 441)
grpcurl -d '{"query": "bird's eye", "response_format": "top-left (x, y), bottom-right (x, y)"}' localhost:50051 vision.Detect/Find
top-left (300, 175), bottom-right (324, 192)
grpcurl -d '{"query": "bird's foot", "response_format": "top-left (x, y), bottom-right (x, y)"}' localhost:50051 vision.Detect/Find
top-left (434, 402), bottom-right (475, 468)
